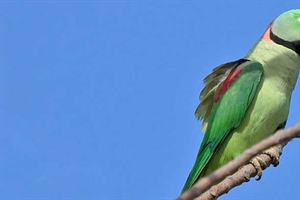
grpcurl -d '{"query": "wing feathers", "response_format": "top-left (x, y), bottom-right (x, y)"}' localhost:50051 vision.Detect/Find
top-left (182, 60), bottom-right (264, 193)
top-left (195, 59), bottom-right (248, 131)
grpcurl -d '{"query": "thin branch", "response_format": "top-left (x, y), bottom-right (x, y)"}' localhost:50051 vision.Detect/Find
top-left (177, 122), bottom-right (300, 200)
top-left (196, 148), bottom-right (280, 200)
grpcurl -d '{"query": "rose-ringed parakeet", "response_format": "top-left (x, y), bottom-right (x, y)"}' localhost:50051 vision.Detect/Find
top-left (182, 9), bottom-right (300, 193)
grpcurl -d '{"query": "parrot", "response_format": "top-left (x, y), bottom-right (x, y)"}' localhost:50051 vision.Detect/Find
top-left (181, 9), bottom-right (300, 193)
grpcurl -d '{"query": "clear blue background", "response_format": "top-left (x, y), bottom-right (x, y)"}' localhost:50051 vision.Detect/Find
top-left (1, 1), bottom-right (300, 199)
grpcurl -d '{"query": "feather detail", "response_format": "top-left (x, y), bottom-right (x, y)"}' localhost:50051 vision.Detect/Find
top-left (195, 59), bottom-right (248, 132)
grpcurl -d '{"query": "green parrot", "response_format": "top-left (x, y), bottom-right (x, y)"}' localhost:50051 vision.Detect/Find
top-left (182, 9), bottom-right (300, 193)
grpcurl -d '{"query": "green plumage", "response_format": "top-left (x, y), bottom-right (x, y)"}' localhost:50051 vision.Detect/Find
top-left (182, 9), bottom-right (300, 194)
top-left (182, 61), bottom-right (263, 192)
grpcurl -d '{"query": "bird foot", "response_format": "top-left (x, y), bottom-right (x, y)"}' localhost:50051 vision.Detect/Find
top-left (250, 156), bottom-right (266, 180)
top-left (249, 146), bottom-right (281, 180)
top-left (262, 145), bottom-right (281, 167)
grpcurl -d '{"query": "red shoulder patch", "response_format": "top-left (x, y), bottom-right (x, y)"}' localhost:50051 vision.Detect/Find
top-left (215, 67), bottom-right (243, 102)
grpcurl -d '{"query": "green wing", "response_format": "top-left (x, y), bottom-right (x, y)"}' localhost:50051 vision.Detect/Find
top-left (182, 60), bottom-right (264, 193)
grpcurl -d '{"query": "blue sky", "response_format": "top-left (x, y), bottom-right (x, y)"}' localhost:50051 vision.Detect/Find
top-left (1, 1), bottom-right (300, 199)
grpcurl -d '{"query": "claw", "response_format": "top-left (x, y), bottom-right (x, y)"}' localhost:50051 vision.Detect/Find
top-left (262, 146), bottom-right (281, 167)
top-left (249, 145), bottom-right (282, 180)
top-left (250, 156), bottom-right (267, 180)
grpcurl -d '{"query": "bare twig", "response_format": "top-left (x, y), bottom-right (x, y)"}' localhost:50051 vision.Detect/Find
top-left (196, 149), bottom-right (280, 200)
top-left (177, 122), bottom-right (300, 200)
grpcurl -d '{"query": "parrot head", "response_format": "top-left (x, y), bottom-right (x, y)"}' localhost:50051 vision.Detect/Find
top-left (269, 9), bottom-right (300, 55)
